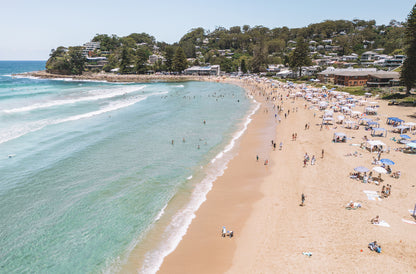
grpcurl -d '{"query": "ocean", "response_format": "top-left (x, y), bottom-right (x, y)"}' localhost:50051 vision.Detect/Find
top-left (0, 61), bottom-right (255, 273)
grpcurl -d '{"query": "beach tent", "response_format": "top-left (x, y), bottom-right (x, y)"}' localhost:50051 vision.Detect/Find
top-left (322, 117), bottom-right (334, 125)
top-left (344, 120), bottom-right (358, 129)
top-left (366, 140), bottom-right (386, 152)
top-left (393, 125), bottom-right (410, 134)
top-left (337, 115), bottom-right (345, 124)
top-left (333, 132), bottom-right (347, 143)
top-left (367, 121), bottom-right (380, 128)
top-left (359, 118), bottom-right (373, 126)
top-left (351, 111), bottom-right (362, 118)
top-left (403, 122), bottom-right (416, 132)
top-left (371, 128), bottom-right (387, 137)
top-left (386, 117), bottom-right (404, 126)
top-left (404, 143), bottom-right (416, 153)
top-left (365, 107), bottom-right (377, 115)
top-left (324, 110), bottom-right (333, 117)
top-left (319, 101), bottom-right (328, 109)
top-left (341, 106), bottom-right (352, 114)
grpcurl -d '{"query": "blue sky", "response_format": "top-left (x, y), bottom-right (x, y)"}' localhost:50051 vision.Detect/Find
top-left (1, 0), bottom-right (414, 60)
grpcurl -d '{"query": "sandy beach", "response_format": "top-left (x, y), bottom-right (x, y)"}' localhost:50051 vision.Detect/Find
top-left (158, 78), bottom-right (416, 273)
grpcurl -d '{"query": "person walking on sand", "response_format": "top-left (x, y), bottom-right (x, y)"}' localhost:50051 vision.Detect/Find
top-left (222, 226), bottom-right (226, 237)
top-left (321, 149), bottom-right (325, 159)
top-left (256, 155), bottom-right (259, 162)
top-left (301, 193), bottom-right (305, 206)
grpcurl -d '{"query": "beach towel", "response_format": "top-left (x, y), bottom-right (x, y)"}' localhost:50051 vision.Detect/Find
top-left (363, 190), bottom-right (381, 201)
top-left (373, 220), bottom-right (390, 227)
top-left (302, 252), bottom-right (312, 257)
top-left (402, 219), bottom-right (416, 225)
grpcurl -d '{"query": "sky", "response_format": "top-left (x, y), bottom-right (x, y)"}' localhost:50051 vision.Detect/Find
top-left (0, 0), bottom-right (414, 60)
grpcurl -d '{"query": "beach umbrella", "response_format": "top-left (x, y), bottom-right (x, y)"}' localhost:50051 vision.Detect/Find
top-left (354, 166), bottom-right (369, 173)
top-left (380, 158), bottom-right (395, 165)
top-left (373, 166), bottom-right (387, 174)
top-left (400, 134), bottom-right (411, 139)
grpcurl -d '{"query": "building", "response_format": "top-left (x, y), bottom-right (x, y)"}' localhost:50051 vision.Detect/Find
top-left (148, 54), bottom-right (165, 64)
top-left (84, 57), bottom-right (107, 71)
top-left (82, 41), bottom-right (100, 57)
top-left (184, 65), bottom-right (220, 76)
top-left (367, 72), bottom-right (400, 87)
top-left (317, 68), bottom-right (376, 85)
top-left (334, 71), bottom-right (370, 86)
top-left (361, 51), bottom-right (377, 62)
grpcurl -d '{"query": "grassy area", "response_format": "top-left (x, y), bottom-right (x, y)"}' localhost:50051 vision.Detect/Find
top-left (268, 77), bottom-right (415, 106)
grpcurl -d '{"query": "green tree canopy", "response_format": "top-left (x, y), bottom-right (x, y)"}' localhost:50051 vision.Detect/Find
top-left (135, 47), bottom-right (150, 74)
top-left (68, 46), bottom-right (86, 75)
top-left (289, 38), bottom-right (311, 77)
top-left (172, 47), bottom-right (188, 73)
top-left (401, 3), bottom-right (416, 94)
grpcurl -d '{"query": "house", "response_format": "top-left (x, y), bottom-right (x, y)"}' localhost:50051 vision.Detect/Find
top-left (267, 64), bottom-right (284, 72)
top-left (85, 57), bottom-right (107, 71)
top-left (342, 53), bottom-right (358, 62)
top-left (82, 41), bottom-right (100, 57)
top-left (367, 72), bottom-right (400, 87)
top-left (361, 51), bottom-right (377, 62)
top-left (184, 65), bottom-right (220, 76)
top-left (149, 54), bottom-right (165, 64)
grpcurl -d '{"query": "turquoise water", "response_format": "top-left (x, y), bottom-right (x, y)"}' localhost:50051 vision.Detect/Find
top-left (0, 61), bottom-right (252, 273)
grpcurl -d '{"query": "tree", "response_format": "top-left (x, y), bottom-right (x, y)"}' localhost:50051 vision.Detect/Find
top-left (68, 46), bottom-right (86, 75)
top-left (135, 47), bottom-right (150, 74)
top-left (289, 38), bottom-right (311, 78)
top-left (251, 42), bottom-right (267, 73)
top-left (119, 47), bottom-right (133, 74)
top-left (164, 46), bottom-right (175, 72)
top-left (401, 4), bottom-right (416, 94)
top-left (172, 47), bottom-right (188, 73)
top-left (240, 59), bottom-right (247, 73)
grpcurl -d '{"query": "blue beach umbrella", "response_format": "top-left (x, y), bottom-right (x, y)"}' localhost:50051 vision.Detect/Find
top-left (400, 134), bottom-right (411, 139)
top-left (380, 158), bottom-right (395, 165)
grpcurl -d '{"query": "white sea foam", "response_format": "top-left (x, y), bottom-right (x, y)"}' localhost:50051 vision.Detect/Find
top-left (174, 85), bottom-right (184, 88)
top-left (140, 99), bottom-right (260, 274)
top-left (154, 204), bottom-right (168, 222)
top-left (3, 85), bottom-right (146, 114)
top-left (186, 175), bottom-right (193, 180)
top-left (0, 91), bottom-right (167, 145)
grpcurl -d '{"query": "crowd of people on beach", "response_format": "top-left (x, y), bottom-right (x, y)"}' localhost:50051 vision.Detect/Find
top-left (213, 75), bottom-right (416, 261)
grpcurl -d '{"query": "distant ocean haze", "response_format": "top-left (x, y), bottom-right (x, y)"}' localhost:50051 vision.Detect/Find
top-left (0, 61), bottom-right (252, 273)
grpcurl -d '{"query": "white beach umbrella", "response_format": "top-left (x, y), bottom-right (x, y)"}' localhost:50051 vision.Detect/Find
top-left (373, 166), bottom-right (387, 174)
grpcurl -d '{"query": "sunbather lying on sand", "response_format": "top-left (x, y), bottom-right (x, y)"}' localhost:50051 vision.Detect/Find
top-left (368, 241), bottom-right (382, 253)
